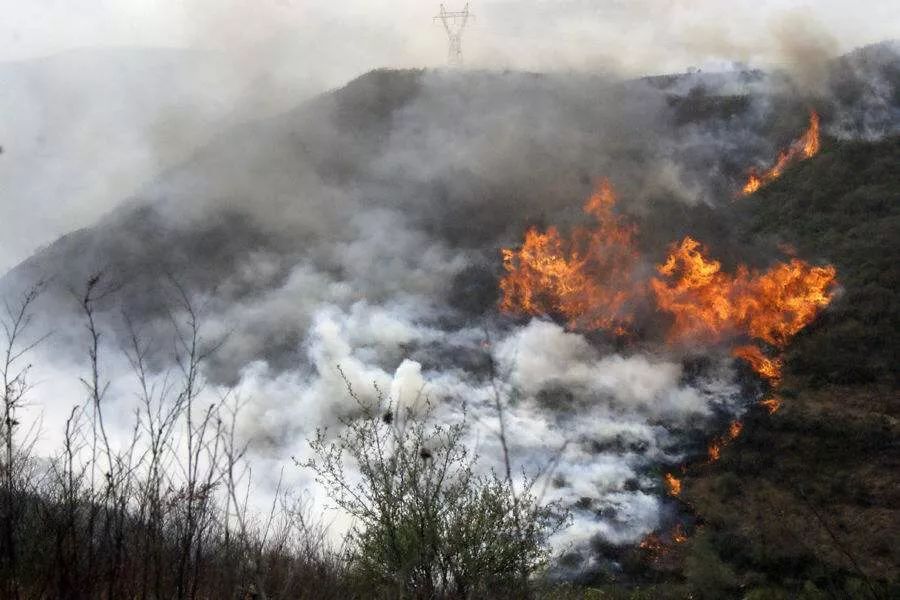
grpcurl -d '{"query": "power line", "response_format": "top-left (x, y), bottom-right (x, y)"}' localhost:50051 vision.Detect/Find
top-left (433, 3), bottom-right (473, 66)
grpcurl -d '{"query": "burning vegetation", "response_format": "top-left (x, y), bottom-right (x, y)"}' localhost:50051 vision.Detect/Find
top-left (759, 395), bottom-right (782, 414)
top-left (639, 523), bottom-right (690, 565)
top-left (664, 472), bottom-right (682, 496)
top-left (650, 237), bottom-right (837, 349)
top-left (499, 179), bottom-right (639, 335)
top-left (500, 163), bottom-right (840, 561)
top-left (499, 181), bottom-right (838, 384)
top-left (742, 111), bottom-right (821, 195)
top-left (0, 39), bottom-right (896, 597)
top-left (732, 345), bottom-right (783, 385)
top-left (707, 419), bottom-right (744, 463)
top-left (651, 236), bottom-right (837, 383)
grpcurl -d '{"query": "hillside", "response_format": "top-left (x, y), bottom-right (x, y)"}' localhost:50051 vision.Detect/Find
top-left (739, 136), bottom-right (900, 385)
top-left (657, 137), bottom-right (900, 599)
top-left (3, 66), bottom-right (758, 376)
top-left (574, 136), bottom-right (900, 599)
top-left (0, 49), bottom-right (898, 598)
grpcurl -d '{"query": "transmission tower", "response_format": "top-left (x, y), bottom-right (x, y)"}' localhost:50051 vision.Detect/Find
top-left (434, 3), bottom-right (473, 66)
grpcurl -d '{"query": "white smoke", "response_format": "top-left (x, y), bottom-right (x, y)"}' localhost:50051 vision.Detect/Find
top-left (194, 300), bottom-right (746, 552)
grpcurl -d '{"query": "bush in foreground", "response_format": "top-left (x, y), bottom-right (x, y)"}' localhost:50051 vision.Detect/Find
top-left (303, 382), bottom-right (568, 599)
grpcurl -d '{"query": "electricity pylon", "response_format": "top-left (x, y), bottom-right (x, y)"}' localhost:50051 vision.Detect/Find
top-left (434, 4), bottom-right (473, 66)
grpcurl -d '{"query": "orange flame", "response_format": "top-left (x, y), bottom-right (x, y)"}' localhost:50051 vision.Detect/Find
top-left (708, 420), bottom-right (743, 463)
top-left (743, 173), bottom-right (763, 195)
top-left (664, 473), bottom-right (682, 496)
top-left (640, 524), bottom-right (688, 557)
top-left (639, 532), bottom-right (665, 556)
top-left (651, 236), bottom-right (837, 348)
top-left (760, 396), bottom-right (782, 414)
top-left (499, 180), bottom-right (639, 333)
top-left (652, 236), bottom-right (835, 388)
top-left (497, 117), bottom-right (834, 558)
top-left (733, 345), bottom-right (783, 384)
top-left (499, 182), bottom-right (836, 404)
top-left (742, 111), bottom-right (820, 195)
top-left (803, 114), bottom-right (821, 157)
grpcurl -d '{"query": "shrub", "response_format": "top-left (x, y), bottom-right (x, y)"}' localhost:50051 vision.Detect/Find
top-left (303, 383), bottom-right (568, 599)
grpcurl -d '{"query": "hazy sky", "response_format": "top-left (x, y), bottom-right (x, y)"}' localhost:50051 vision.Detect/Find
top-left (0, 0), bottom-right (897, 271)
top-left (3, 1), bottom-right (899, 77)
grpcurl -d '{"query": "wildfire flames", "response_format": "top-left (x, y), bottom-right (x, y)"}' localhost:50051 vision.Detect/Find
top-left (639, 533), bottom-right (665, 555)
top-left (733, 345), bottom-right (783, 385)
top-left (760, 396), bottom-right (782, 414)
top-left (671, 523), bottom-right (687, 544)
top-left (499, 183), bottom-right (837, 383)
top-left (742, 111), bottom-right (820, 195)
top-left (707, 419), bottom-right (743, 463)
top-left (499, 160), bottom-right (837, 554)
top-left (499, 179), bottom-right (639, 334)
top-left (664, 473), bottom-right (682, 496)
top-left (639, 524), bottom-right (688, 560)
top-left (650, 237), bottom-right (837, 349)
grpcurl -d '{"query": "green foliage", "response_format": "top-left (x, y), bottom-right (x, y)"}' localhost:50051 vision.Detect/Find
top-left (682, 531), bottom-right (739, 600)
top-left (304, 386), bottom-right (568, 599)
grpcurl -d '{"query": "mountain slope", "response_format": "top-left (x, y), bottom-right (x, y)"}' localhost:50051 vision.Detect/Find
top-left (739, 135), bottom-right (900, 385)
top-left (3, 66), bottom-right (769, 377)
top-left (671, 136), bottom-right (900, 598)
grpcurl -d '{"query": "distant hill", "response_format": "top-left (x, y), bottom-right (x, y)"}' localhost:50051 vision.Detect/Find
top-left (3, 43), bottom-right (899, 381)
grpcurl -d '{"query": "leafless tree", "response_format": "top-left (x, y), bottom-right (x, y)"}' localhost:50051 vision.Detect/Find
top-left (0, 282), bottom-right (47, 600)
